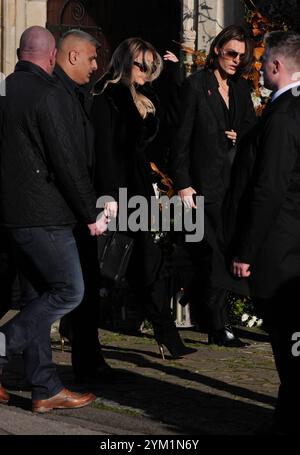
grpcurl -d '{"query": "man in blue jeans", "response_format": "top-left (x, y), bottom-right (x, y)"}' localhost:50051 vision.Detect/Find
top-left (0, 26), bottom-right (106, 412)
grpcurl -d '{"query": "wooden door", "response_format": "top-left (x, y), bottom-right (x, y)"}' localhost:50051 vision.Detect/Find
top-left (47, 0), bottom-right (110, 77)
top-left (47, 0), bottom-right (182, 76)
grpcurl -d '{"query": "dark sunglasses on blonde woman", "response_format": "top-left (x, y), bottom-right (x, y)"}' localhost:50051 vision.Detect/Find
top-left (133, 61), bottom-right (157, 74)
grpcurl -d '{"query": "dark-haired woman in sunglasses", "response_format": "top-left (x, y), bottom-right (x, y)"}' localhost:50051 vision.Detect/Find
top-left (171, 25), bottom-right (257, 347)
top-left (92, 37), bottom-right (196, 359)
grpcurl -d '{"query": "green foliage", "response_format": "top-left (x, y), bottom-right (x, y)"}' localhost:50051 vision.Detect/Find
top-left (228, 293), bottom-right (264, 328)
top-left (228, 293), bottom-right (251, 325)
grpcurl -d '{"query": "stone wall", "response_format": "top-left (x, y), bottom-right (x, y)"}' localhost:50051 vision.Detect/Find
top-left (0, 0), bottom-right (47, 76)
top-left (182, 0), bottom-right (244, 71)
top-left (197, 0), bottom-right (245, 51)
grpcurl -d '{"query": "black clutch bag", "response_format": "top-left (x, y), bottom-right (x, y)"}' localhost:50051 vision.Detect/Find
top-left (97, 230), bottom-right (134, 283)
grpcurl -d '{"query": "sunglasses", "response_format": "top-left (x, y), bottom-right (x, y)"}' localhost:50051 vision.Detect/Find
top-left (133, 61), bottom-right (157, 74)
top-left (221, 49), bottom-right (245, 61)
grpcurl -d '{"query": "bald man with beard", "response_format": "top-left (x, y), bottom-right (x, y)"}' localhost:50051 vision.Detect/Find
top-left (0, 26), bottom-right (105, 412)
top-left (53, 30), bottom-right (116, 384)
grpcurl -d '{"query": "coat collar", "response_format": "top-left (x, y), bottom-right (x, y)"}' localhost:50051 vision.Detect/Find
top-left (54, 64), bottom-right (79, 95)
top-left (262, 88), bottom-right (294, 118)
top-left (15, 60), bottom-right (54, 83)
top-left (95, 80), bottom-right (142, 121)
top-left (54, 64), bottom-right (93, 117)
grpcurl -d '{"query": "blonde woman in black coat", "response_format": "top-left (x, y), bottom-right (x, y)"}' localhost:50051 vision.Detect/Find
top-left (92, 38), bottom-right (196, 359)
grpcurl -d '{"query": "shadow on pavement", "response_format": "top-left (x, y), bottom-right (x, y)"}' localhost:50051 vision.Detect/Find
top-left (2, 341), bottom-right (276, 435)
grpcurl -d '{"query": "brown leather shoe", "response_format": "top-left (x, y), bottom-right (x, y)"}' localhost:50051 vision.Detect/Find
top-left (32, 388), bottom-right (96, 413)
top-left (0, 384), bottom-right (10, 404)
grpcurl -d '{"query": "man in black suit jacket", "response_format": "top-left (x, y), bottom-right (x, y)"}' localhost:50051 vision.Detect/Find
top-left (54, 29), bottom-right (114, 384)
top-left (0, 26), bottom-right (104, 412)
top-left (230, 31), bottom-right (300, 433)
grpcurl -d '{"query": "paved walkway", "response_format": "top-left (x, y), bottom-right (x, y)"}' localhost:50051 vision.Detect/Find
top-left (0, 314), bottom-right (278, 436)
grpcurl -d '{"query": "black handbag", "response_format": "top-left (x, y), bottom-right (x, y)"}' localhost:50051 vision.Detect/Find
top-left (97, 229), bottom-right (134, 283)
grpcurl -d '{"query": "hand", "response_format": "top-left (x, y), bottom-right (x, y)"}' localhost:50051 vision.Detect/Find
top-left (163, 50), bottom-right (179, 63)
top-left (88, 222), bottom-right (100, 236)
top-left (96, 211), bottom-right (110, 235)
top-left (88, 212), bottom-right (109, 236)
top-left (178, 187), bottom-right (197, 209)
top-left (104, 201), bottom-right (118, 218)
top-left (225, 129), bottom-right (237, 146)
top-left (232, 259), bottom-right (251, 278)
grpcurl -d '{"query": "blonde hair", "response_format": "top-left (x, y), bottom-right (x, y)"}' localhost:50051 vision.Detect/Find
top-left (94, 37), bottom-right (163, 119)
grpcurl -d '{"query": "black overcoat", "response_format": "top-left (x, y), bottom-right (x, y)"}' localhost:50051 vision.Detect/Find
top-left (169, 68), bottom-right (256, 290)
top-left (92, 81), bottom-right (164, 288)
top-left (170, 68), bottom-right (256, 202)
top-left (224, 89), bottom-right (300, 299)
top-left (92, 81), bottom-right (159, 203)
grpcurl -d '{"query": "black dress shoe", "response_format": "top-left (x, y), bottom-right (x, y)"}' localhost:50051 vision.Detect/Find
top-left (208, 325), bottom-right (249, 347)
top-left (75, 364), bottom-right (122, 384)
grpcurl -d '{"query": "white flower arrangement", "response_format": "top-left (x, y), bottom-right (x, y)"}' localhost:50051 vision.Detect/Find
top-left (251, 92), bottom-right (262, 109)
top-left (241, 313), bottom-right (263, 328)
top-left (151, 230), bottom-right (167, 243)
top-left (260, 86), bottom-right (272, 98)
top-left (251, 71), bottom-right (273, 113)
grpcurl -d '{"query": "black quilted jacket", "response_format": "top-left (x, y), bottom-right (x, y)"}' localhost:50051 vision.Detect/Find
top-left (0, 61), bottom-right (98, 227)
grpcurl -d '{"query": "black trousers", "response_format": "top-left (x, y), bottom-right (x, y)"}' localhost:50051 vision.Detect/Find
top-left (127, 231), bottom-right (175, 334)
top-left (0, 228), bottom-right (17, 320)
top-left (60, 224), bottom-right (105, 375)
top-left (184, 201), bottom-right (229, 331)
top-left (254, 283), bottom-right (300, 426)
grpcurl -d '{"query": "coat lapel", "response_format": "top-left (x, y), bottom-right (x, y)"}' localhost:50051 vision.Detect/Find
top-left (229, 79), bottom-right (240, 131)
top-left (203, 70), bottom-right (227, 133)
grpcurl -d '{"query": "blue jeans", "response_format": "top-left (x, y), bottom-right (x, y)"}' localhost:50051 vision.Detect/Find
top-left (0, 226), bottom-right (84, 399)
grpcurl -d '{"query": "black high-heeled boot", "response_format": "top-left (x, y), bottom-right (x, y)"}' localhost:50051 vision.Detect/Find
top-left (58, 315), bottom-right (74, 352)
top-left (154, 326), bottom-right (197, 359)
top-left (208, 324), bottom-right (249, 347)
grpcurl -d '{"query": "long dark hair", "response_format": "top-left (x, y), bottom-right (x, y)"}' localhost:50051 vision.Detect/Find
top-left (205, 25), bottom-right (254, 76)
